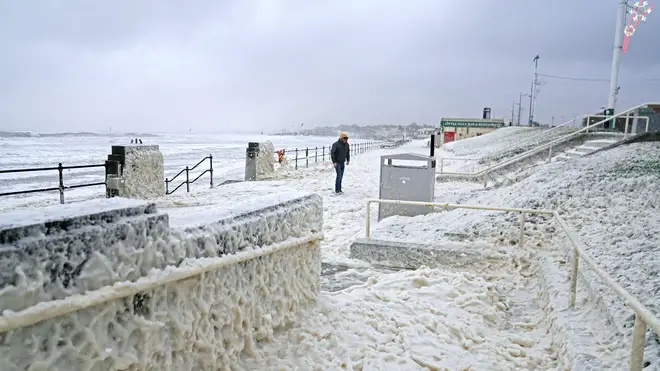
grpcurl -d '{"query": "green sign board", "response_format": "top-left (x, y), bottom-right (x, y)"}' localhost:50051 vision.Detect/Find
top-left (639, 107), bottom-right (655, 114)
top-left (440, 120), bottom-right (505, 128)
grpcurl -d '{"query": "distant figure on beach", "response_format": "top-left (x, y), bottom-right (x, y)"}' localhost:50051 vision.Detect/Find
top-left (139, 138), bottom-right (143, 144)
top-left (131, 139), bottom-right (134, 144)
top-left (331, 132), bottom-right (350, 194)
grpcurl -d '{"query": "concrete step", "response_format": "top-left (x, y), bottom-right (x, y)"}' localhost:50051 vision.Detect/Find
top-left (574, 146), bottom-right (599, 154)
top-left (564, 150), bottom-right (585, 159)
top-left (584, 139), bottom-right (619, 148)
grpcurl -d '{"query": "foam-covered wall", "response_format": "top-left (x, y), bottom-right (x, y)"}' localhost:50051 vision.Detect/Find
top-left (0, 193), bottom-right (323, 370)
top-left (256, 141), bottom-right (275, 178)
top-left (121, 145), bottom-right (165, 199)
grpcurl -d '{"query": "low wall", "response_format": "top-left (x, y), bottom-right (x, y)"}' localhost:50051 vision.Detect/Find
top-left (0, 193), bottom-right (323, 370)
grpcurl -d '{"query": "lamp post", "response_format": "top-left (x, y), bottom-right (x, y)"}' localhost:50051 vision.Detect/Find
top-left (607, 0), bottom-right (653, 113)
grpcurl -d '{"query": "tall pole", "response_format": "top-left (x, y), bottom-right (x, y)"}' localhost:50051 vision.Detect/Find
top-left (511, 102), bottom-right (515, 125)
top-left (607, 0), bottom-right (627, 112)
top-left (528, 55), bottom-right (540, 126)
top-left (517, 93), bottom-right (525, 126)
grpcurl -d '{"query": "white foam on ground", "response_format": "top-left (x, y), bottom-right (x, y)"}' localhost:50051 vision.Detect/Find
top-left (238, 267), bottom-right (564, 370)
top-left (370, 142), bottom-right (660, 368)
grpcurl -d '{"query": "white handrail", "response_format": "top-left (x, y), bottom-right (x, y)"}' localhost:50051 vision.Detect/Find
top-left (437, 102), bottom-right (660, 185)
top-left (364, 198), bottom-right (660, 371)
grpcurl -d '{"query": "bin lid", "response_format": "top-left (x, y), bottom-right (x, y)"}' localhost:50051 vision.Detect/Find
top-left (381, 153), bottom-right (434, 162)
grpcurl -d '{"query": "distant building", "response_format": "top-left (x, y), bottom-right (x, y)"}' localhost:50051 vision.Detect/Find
top-left (436, 117), bottom-right (506, 145)
top-left (415, 128), bottom-right (435, 139)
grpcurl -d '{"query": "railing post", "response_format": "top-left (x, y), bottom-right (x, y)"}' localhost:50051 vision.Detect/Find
top-left (58, 163), bottom-right (65, 204)
top-left (185, 166), bottom-right (190, 193)
top-left (305, 147), bottom-right (309, 167)
top-left (322, 146), bottom-right (325, 161)
top-left (624, 112), bottom-right (630, 139)
top-left (519, 212), bottom-right (525, 247)
top-left (483, 158), bottom-right (491, 188)
top-left (209, 154), bottom-right (214, 188)
top-left (365, 201), bottom-right (371, 238)
top-left (547, 145), bottom-right (553, 163)
top-left (569, 247), bottom-right (579, 308)
top-left (165, 178), bottom-right (169, 194)
top-left (440, 158), bottom-right (444, 174)
top-left (315, 147), bottom-right (318, 163)
top-left (295, 148), bottom-right (298, 170)
top-left (629, 313), bottom-right (647, 371)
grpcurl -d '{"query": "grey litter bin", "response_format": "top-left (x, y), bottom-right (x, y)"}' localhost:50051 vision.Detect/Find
top-left (378, 153), bottom-right (436, 221)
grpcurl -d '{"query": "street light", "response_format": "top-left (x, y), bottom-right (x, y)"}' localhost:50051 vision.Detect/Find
top-left (607, 0), bottom-right (653, 112)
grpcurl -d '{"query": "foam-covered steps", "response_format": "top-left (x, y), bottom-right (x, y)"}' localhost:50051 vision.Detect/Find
top-left (350, 238), bottom-right (509, 272)
top-left (0, 193), bottom-right (323, 371)
top-left (0, 198), bottom-right (169, 312)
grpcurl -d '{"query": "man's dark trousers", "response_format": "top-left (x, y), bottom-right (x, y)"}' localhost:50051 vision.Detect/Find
top-left (335, 162), bottom-right (345, 193)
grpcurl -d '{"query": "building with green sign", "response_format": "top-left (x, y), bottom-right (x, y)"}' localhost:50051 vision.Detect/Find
top-left (437, 117), bottom-right (506, 144)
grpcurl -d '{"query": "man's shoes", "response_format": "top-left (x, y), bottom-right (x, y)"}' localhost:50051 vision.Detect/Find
top-left (335, 190), bottom-right (343, 194)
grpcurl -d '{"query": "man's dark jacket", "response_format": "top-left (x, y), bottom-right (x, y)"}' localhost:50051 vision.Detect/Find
top-left (331, 140), bottom-right (350, 163)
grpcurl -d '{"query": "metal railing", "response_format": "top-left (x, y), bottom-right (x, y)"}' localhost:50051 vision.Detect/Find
top-left (165, 155), bottom-right (213, 195)
top-left (437, 102), bottom-right (660, 187)
top-left (0, 163), bottom-right (108, 204)
top-left (584, 114), bottom-right (650, 137)
top-left (438, 115), bottom-right (589, 171)
top-left (364, 198), bottom-right (660, 371)
top-left (274, 142), bottom-right (378, 170)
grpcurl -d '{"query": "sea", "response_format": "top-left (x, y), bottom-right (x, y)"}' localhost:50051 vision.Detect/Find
top-left (0, 131), bottom-right (365, 207)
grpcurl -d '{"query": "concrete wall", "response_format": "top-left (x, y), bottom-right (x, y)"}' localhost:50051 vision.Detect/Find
top-left (0, 193), bottom-right (323, 370)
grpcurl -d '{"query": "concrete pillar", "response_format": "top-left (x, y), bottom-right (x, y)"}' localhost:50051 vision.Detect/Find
top-left (245, 142), bottom-right (259, 181)
top-left (106, 145), bottom-right (165, 199)
top-left (245, 141), bottom-right (276, 181)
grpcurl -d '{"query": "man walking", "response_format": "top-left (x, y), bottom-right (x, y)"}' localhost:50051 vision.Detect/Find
top-left (331, 132), bottom-right (350, 194)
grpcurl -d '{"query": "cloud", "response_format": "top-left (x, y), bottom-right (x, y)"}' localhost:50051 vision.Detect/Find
top-left (0, 0), bottom-right (658, 133)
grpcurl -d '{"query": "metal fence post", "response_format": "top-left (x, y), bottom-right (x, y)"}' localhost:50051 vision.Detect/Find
top-left (548, 146), bottom-right (553, 163)
top-left (519, 212), bottom-right (525, 247)
top-left (185, 166), bottom-right (190, 193)
top-left (305, 148), bottom-right (309, 167)
top-left (629, 314), bottom-right (647, 371)
top-left (569, 248), bottom-right (579, 308)
top-left (315, 147), bottom-right (318, 163)
top-left (295, 148), bottom-right (298, 170)
top-left (209, 154), bottom-right (214, 188)
top-left (58, 163), bottom-right (65, 204)
top-left (165, 178), bottom-right (169, 194)
top-left (322, 146), bottom-right (325, 161)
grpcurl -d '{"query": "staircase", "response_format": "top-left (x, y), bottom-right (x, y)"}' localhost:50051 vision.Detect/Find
top-left (552, 139), bottom-right (619, 162)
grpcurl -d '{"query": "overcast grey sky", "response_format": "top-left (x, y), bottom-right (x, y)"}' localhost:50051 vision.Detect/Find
top-left (0, 0), bottom-right (658, 133)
